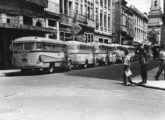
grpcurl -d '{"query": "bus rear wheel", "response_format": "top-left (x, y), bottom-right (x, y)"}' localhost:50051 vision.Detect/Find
top-left (67, 60), bottom-right (72, 71)
top-left (83, 61), bottom-right (88, 69)
top-left (46, 64), bottom-right (54, 73)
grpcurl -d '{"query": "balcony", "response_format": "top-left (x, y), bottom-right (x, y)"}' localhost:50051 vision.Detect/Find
top-left (60, 12), bottom-right (88, 26)
top-left (60, 14), bottom-right (73, 26)
top-left (45, 1), bottom-right (59, 14)
top-left (26, 0), bottom-right (48, 7)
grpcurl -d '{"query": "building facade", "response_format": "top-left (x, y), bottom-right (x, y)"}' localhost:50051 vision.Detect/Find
top-left (112, 0), bottom-right (135, 45)
top-left (161, 0), bottom-right (165, 45)
top-left (148, 0), bottom-right (162, 45)
top-left (94, 0), bottom-right (113, 44)
top-left (59, 0), bottom-right (95, 43)
top-left (0, 0), bottom-right (58, 69)
top-left (130, 6), bottom-right (148, 44)
top-left (45, 0), bottom-right (60, 40)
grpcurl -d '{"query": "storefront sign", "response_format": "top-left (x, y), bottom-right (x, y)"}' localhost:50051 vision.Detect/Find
top-left (71, 23), bottom-right (82, 35)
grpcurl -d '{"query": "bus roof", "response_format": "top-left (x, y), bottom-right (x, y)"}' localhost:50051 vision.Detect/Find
top-left (13, 36), bottom-right (65, 45)
top-left (66, 41), bottom-right (93, 46)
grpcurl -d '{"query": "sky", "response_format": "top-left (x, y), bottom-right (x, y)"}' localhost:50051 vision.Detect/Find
top-left (127, 0), bottom-right (164, 13)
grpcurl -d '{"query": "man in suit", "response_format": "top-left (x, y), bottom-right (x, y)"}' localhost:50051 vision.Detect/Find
top-left (135, 43), bottom-right (148, 84)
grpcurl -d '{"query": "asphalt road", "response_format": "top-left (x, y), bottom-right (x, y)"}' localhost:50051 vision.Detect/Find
top-left (0, 59), bottom-right (164, 120)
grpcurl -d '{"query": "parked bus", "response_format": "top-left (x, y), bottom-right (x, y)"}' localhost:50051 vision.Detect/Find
top-left (108, 44), bottom-right (118, 63)
top-left (91, 42), bottom-right (117, 65)
top-left (67, 41), bottom-right (95, 68)
top-left (11, 36), bottom-right (71, 73)
top-left (113, 44), bottom-right (136, 62)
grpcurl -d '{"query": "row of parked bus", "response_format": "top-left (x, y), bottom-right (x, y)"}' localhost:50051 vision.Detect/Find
top-left (11, 36), bottom-right (137, 73)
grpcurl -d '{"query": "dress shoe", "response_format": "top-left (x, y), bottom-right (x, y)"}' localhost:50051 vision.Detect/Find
top-left (139, 81), bottom-right (147, 85)
top-left (155, 76), bottom-right (159, 80)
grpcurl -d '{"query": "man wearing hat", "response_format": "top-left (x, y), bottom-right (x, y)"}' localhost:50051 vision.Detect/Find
top-left (135, 42), bottom-right (148, 84)
top-left (155, 44), bottom-right (165, 80)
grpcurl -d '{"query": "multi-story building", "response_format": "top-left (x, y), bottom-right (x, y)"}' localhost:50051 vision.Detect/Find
top-left (161, 0), bottom-right (165, 45)
top-left (45, 0), bottom-right (60, 40)
top-left (60, 0), bottom-right (95, 43)
top-left (148, 0), bottom-right (162, 45)
top-left (129, 6), bottom-right (148, 44)
top-left (112, 0), bottom-right (135, 45)
top-left (94, 0), bottom-right (113, 44)
top-left (0, 0), bottom-right (57, 69)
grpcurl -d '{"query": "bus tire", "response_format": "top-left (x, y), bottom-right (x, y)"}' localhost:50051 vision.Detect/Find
top-left (84, 61), bottom-right (88, 69)
top-left (67, 60), bottom-right (72, 71)
top-left (47, 63), bottom-right (54, 73)
top-left (94, 59), bottom-right (99, 67)
top-left (104, 59), bottom-right (108, 65)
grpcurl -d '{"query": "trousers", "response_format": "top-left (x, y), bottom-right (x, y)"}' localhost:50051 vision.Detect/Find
top-left (155, 60), bottom-right (165, 80)
top-left (140, 64), bottom-right (147, 82)
top-left (123, 65), bottom-right (132, 84)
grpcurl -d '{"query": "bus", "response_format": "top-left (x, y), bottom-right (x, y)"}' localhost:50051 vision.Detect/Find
top-left (67, 41), bottom-right (95, 68)
top-left (11, 36), bottom-right (72, 73)
top-left (108, 44), bottom-right (118, 63)
top-left (113, 44), bottom-right (136, 62)
top-left (91, 42), bottom-right (117, 65)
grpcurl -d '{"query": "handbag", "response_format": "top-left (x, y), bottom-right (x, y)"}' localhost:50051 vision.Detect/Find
top-left (125, 68), bottom-right (132, 77)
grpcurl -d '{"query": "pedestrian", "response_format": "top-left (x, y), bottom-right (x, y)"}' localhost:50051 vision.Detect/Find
top-left (135, 43), bottom-right (148, 84)
top-left (155, 45), bottom-right (165, 80)
top-left (123, 49), bottom-right (133, 85)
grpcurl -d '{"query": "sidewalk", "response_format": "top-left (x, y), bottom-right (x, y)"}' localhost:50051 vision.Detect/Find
top-left (0, 69), bottom-right (20, 77)
top-left (0, 68), bottom-right (165, 90)
top-left (133, 67), bottom-right (165, 90)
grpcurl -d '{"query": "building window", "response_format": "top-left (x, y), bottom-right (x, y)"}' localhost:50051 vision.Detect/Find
top-left (64, 0), bottom-right (68, 14)
top-left (100, 0), bottom-right (103, 6)
top-left (100, 12), bottom-right (103, 28)
top-left (87, 6), bottom-right (90, 19)
top-left (108, 0), bottom-right (111, 8)
top-left (36, 21), bottom-right (42, 27)
top-left (108, 15), bottom-right (111, 31)
top-left (104, 0), bottom-right (107, 7)
top-left (7, 18), bottom-right (10, 23)
top-left (48, 20), bottom-right (57, 27)
top-left (75, 2), bottom-right (79, 13)
top-left (104, 14), bottom-right (107, 29)
top-left (80, 4), bottom-right (83, 15)
top-left (99, 38), bottom-right (103, 43)
top-left (23, 16), bottom-right (32, 25)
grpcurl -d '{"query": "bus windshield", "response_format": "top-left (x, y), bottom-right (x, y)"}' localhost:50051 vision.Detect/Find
top-left (24, 43), bottom-right (34, 50)
top-left (13, 42), bottom-right (34, 51)
top-left (14, 43), bottom-right (23, 51)
top-left (36, 42), bottom-right (66, 51)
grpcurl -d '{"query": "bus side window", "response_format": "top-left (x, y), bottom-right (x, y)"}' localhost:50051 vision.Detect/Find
top-left (43, 43), bottom-right (47, 50)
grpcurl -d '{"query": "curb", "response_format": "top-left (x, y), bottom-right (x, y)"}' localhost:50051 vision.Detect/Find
top-left (0, 73), bottom-right (6, 77)
top-left (133, 83), bottom-right (165, 91)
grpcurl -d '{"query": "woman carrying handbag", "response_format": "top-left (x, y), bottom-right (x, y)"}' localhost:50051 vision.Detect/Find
top-left (123, 49), bottom-right (133, 85)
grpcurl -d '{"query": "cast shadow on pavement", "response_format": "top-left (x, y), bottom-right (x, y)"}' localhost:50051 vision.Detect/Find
top-left (65, 60), bottom-right (159, 81)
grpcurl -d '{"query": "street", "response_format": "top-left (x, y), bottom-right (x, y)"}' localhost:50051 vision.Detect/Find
top-left (0, 60), bottom-right (165, 120)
